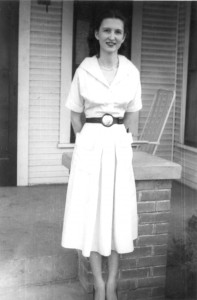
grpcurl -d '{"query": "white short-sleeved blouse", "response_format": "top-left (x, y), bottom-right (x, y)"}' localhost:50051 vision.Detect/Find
top-left (65, 55), bottom-right (142, 118)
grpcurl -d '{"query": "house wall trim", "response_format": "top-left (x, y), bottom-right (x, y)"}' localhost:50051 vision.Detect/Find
top-left (17, 0), bottom-right (31, 186)
top-left (180, 2), bottom-right (191, 144)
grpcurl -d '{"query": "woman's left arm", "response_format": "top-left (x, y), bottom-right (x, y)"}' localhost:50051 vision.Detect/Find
top-left (123, 112), bottom-right (138, 133)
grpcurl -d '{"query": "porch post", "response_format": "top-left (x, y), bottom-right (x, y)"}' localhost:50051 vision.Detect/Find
top-left (17, 0), bottom-right (31, 186)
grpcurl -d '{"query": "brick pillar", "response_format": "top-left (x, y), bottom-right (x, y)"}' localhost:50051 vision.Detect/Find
top-left (78, 179), bottom-right (172, 300)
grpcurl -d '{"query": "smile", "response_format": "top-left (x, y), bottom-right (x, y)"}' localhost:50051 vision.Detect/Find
top-left (106, 42), bottom-right (116, 47)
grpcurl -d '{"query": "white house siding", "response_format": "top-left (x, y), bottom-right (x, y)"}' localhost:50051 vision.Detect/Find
top-left (140, 2), bottom-right (178, 160)
top-left (173, 2), bottom-right (197, 190)
top-left (29, 0), bottom-right (68, 185)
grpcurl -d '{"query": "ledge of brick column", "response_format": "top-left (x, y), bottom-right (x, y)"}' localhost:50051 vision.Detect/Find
top-left (62, 151), bottom-right (181, 181)
top-left (132, 151), bottom-right (181, 181)
top-left (62, 151), bottom-right (182, 300)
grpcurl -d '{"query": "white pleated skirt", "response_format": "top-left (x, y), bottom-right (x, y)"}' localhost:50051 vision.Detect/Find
top-left (61, 123), bottom-right (138, 257)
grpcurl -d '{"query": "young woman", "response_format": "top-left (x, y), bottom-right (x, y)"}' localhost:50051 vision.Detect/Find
top-left (62, 9), bottom-right (142, 300)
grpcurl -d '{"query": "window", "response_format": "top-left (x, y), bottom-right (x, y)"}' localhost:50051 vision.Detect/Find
top-left (184, 2), bottom-right (197, 148)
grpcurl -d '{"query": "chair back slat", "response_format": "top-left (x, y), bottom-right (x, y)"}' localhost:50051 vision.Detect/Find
top-left (137, 89), bottom-right (175, 155)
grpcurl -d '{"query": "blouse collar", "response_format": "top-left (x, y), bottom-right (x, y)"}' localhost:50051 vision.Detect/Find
top-left (79, 55), bottom-right (134, 87)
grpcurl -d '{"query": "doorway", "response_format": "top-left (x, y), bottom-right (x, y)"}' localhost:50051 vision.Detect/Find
top-left (0, 1), bottom-right (19, 186)
top-left (70, 1), bottom-right (133, 142)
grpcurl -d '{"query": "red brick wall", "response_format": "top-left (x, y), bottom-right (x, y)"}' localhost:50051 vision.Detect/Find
top-left (78, 180), bottom-right (172, 300)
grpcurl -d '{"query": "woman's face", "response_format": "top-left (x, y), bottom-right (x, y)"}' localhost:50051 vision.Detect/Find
top-left (95, 18), bottom-right (125, 55)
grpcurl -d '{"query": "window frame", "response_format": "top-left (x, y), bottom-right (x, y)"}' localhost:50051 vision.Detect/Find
top-left (184, 2), bottom-right (197, 148)
top-left (58, 0), bottom-right (74, 149)
top-left (175, 3), bottom-right (197, 154)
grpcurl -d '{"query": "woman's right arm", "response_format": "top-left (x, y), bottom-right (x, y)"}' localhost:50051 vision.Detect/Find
top-left (71, 111), bottom-right (83, 134)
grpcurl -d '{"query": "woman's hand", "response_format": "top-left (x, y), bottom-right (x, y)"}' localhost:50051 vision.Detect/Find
top-left (123, 112), bottom-right (137, 133)
top-left (71, 111), bottom-right (83, 134)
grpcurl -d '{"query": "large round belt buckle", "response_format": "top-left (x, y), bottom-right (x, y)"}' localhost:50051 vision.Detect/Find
top-left (102, 114), bottom-right (113, 127)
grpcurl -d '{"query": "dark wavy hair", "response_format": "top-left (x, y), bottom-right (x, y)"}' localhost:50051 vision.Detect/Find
top-left (87, 9), bottom-right (129, 57)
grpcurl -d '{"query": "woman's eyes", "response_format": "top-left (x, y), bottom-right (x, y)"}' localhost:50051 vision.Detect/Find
top-left (103, 29), bottom-right (123, 34)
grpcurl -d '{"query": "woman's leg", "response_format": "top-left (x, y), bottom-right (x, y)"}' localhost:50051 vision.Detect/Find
top-left (106, 250), bottom-right (119, 300)
top-left (89, 251), bottom-right (105, 300)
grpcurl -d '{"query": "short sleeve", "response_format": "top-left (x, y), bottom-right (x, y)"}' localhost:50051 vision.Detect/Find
top-left (65, 69), bottom-right (84, 113)
top-left (126, 72), bottom-right (142, 112)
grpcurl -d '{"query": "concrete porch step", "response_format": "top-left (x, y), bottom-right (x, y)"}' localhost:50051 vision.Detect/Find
top-left (0, 249), bottom-right (78, 288)
top-left (0, 281), bottom-right (92, 300)
top-left (0, 185), bottom-right (78, 289)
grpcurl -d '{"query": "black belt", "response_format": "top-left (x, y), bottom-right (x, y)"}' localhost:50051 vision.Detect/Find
top-left (86, 114), bottom-right (124, 127)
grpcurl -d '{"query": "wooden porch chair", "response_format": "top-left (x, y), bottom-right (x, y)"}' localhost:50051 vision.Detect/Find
top-left (132, 89), bottom-right (176, 155)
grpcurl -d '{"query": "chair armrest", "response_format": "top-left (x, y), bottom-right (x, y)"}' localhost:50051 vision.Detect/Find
top-left (132, 141), bottom-right (160, 145)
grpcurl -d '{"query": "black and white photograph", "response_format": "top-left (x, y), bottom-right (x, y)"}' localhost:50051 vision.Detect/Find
top-left (0, 0), bottom-right (197, 299)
